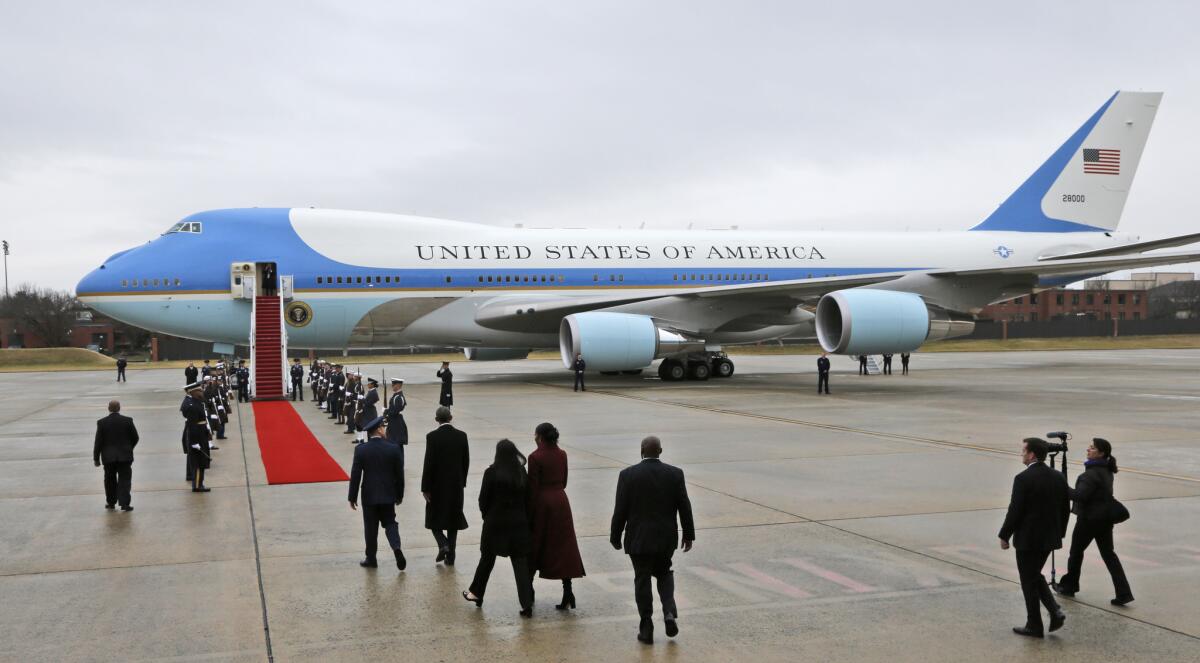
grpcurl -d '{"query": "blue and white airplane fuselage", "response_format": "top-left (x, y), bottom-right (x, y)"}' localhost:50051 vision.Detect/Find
top-left (76, 91), bottom-right (1200, 373)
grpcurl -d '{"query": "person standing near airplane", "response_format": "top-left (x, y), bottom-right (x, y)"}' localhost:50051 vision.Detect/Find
top-left (817, 352), bottom-right (831, 395)
top-left (290, 358), bottom-right (304, 401)
top-left (94, 400), bottom-right (138, 511)
top-left (858, 354), bottom-right (868, 376)
top-left (115, 355), bottom-right (127, 382)
top-left (184, 362), bottom-right (198, 386)
top-left (385, 378), bottom-right (408, 451)
top-left (181, 384), bottom-right (212, 493)
top-left (572, 353), bottom-right (586, 392)
top-left (882, 353), bottom-right (893, 375)
top-left (356, 377), bottom-right (380, 444)
top-left (437, 362), bottom-right (454, 407)
top-left (349, 416), bottom-right (406, 571)
top-left (236, 360), bottom-right (251, 402)
top-left (423, 406), bottom-right (469, 565)
top-left (901, 353), bottom-right (911, 375)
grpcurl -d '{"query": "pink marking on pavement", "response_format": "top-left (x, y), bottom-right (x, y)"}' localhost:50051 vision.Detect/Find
top-left (778, 557), bottom-right (877, 593)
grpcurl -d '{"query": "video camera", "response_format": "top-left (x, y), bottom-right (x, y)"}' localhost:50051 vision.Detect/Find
top-left (1045, 431), bottom-right (1070, 454)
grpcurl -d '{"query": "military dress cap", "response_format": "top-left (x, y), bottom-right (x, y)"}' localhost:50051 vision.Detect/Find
top-left (185, 381), bottom-right (204, 391)
top-left (362, 415), bottom-right (386, 432)
top-left (390, 377), bottom-right (404, 384)
top-left (366, 377), bottom-right (378, 385)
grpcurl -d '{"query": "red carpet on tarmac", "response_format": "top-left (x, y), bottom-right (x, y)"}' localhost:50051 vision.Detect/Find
top-left (252, 401), bottom-right (349, 485)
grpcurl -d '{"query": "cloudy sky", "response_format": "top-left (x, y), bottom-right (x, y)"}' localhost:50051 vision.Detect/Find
top-left (2, 1), bottom-right (1198, 291)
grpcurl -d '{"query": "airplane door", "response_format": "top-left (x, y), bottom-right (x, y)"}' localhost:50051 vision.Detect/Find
top-left (280, 275), bottom-right (294, 300)
top-left (242, 275), bottom-right (256, 299)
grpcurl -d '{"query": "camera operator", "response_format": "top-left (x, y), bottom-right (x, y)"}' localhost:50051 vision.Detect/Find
top-left (998, 437), bottom-right (1070, 638)
top-left (1052, 438), bottom-right (1134, 606)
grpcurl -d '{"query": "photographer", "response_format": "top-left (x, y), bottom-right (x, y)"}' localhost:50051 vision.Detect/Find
top-left (1052, 438), bottom-right (1134, 606)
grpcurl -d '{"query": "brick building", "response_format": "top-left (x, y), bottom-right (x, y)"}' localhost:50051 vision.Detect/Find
top-left (979, 287), bottom-right (1149, 323)
top-left (1, 310), bottom-right (119, 352)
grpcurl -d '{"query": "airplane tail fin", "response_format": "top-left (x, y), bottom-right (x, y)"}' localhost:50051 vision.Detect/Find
top-left (971, 91), bottom-right (1161, 233)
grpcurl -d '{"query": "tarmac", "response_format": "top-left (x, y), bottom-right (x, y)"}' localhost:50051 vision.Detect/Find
top-left (2, 349), bottom-right (1200, 662)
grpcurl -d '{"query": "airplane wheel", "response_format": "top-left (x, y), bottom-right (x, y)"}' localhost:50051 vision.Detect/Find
top-left (689, 362), bottom-right (710, 381)
top-left (621, 369), bottom-right (644, 375)
top-left (712, 358), bottom-right (734, 378)
top-left (659, 360), bottom-right (686, 381)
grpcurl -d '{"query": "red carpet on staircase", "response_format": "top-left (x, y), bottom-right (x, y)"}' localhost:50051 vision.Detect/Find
top-left (252, 401), bottom-right (348, 485)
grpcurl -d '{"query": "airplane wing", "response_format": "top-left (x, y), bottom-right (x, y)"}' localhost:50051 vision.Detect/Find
top-left (1038, 232), bottom-right (1200, 260)
top-left (475, 250), bottom-right (1200, 333)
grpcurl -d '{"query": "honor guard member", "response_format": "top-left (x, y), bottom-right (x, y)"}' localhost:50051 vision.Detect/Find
top-left (181, 383), bottom-right (212, 492)
top-left (290, 358), bottom-right (305, 401)
top-left (334, 367), bottom-right (349, 422)
top-left (344, 373), bottom-right (362, 433)
top-left (356, 377), bottom-right (380, 444)
top-left (203, 377), bottom-right (226, 442)
top-left (317, 362), bottom-right (330, 409)
top-left (328, 365), bottom-right (342, 418)
top-left (308, 358), bottom-right (320, 402)
top-left (573, 353), bottom-right (586, 392)
top-left (184, 362), bottom-right (198, 386)
top-left (817, 352), bottom-right (831, 395)
top-left (385, 378), bottom-right (409, 452)
top-left (201, 359), bottom-right (212, 377)
top-left (236, 360), bottom-right (251, 402)
top-left (437, 362), bottom-right (454, 407)
top-left (349, 415), bottom-right (407, 571)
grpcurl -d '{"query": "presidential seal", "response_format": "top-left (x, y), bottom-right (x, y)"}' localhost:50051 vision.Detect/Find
top-left (285, 301), bottom-right (313, 328)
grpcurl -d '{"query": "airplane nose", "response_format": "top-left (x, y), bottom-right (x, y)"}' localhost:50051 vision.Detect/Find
top-left (76, 267), bottom-right (104, 296)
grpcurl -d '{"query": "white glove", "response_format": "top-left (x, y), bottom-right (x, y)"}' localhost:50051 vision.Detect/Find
top-left (358, 395), bottom-right (364, 401)
top-left (210, 414), bottom-right (219, 420)
top-left (217, 405), bottom-right (225, 412)
top-left (191, 444), bottom-right (201, 450)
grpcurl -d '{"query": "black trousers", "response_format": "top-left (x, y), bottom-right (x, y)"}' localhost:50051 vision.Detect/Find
top-left (817, 372), bottom-right (829, 394)
top-left (901, 361), bottom-right (909, 374)
top-left (432, 528), bottom-right (458, 551)
top-left (103, 461), bottom-right (132, 507)
top-left (574, 372), bottom-right (585, 391)
top-left (1059, 518), bottom-right (1132, 598)
top-left (237, 386), bottom-right (249, 402)
top-left (1015, 549), bottom-right (1059, 632)
top-left (362, 503), bottom-right (402, 560)
top-left (859, 359), bottom-right (867, 375)
top-left (291, 379), bottom-right (303, 400)
top-left (630, 553), bottom-right (677, 621)
top-left (116, 368), bottom-right (126, 382)
top-left (883, 359), bottom-right (892, 374)
top-left (469, 553), bottom-right (534, 609)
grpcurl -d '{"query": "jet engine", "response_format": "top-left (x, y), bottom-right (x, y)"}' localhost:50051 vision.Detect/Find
top-left (559, 312), bottom-right (705, 371)
top-left (815, 289), bottom-right (974, 355)
top-left (463, 348), bottom-right (532, 361)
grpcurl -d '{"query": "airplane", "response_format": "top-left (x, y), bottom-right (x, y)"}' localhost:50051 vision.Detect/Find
top-left (77, 90), bottom-right (1200, 381)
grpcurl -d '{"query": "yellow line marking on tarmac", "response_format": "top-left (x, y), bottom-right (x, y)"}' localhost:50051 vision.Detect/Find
top-left (539, 383), bottom-right (1200, 485)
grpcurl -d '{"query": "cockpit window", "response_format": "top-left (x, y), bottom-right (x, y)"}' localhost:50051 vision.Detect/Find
top-left (164, 221), bottom-right (203, 235)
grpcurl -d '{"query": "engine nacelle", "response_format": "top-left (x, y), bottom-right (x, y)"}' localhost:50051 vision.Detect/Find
top-left (815, 289), bottom-right (974, 355)
top-left (463, 348), bottom-right (531, 361)
top-left (559, 312), bottom-right (704, 371)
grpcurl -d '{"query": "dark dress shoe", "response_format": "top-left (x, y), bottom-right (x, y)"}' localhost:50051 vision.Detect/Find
top-left (435, 547), bottom-right (447, 563)
top-left (192, 487), bottom-right (211, 492)
top-left (445, 550), bottom-right (456, 566)
top-left (1051, 582), bottom-right (1076, 597)
top-left (638, 619), bottom-right (654, 644)
top-left (1012, 626), bottom-right (1043, 638)
top-left (1049, 610), bottom-right (1066, 632)
top-left (462, 590), bottom-right (482, 607)
top-left (360, 558), bottom-right (378, 568)
top-left (1111, 595), bottom-right (1135, 606)
top-left (665, 617), bottom-right (679, 638)
top-left (519, 607), bottom-right (532, 618)
top-left (120, 506), bottom-right (134, 512)
top-left (105, 504), bottom-right (115, 510)
top-left (394, 548), bottom-right (406, 571)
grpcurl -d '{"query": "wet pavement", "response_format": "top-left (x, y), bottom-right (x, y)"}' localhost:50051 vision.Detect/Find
top-left (2, 349), bottom-right (1199, 662)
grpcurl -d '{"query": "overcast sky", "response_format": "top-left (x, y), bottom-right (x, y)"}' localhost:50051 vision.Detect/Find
top-left (2, 0), bottom-right (1198, 291)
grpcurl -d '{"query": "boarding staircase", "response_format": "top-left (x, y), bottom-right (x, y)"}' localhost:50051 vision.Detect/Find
top-left (864, 355), bottom-right (883, 375)
top-left (250, 295), bottom-right (287, 400)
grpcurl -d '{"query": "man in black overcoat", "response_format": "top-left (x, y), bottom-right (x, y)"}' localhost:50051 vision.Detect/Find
top-left (437, 362), bottom-right (454, 406)
top-left (422, 406), bottom-right (469, 565)
top-left (349, 416), bottom-right (406, 570)
top-left (94, 400), bottom-right (139, 510)
top-left (999, 437), bottom-right (1070, 638)
top-left (184, 362), bottom-right (199, 386)
top-left (817, 352), bottom-right (831, 394)
top-left (611, 436), bottom-right (695, 644)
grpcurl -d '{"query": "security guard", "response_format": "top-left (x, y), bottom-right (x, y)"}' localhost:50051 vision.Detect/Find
top-left (817, 352), bottom-right (831, 395)
top-left (181, 384), bottom-right (212, 492)
top-left (236, 360), bottom-right (251, 402)
top-left (385, 378), bottom-right (408, 451)
top-left (573, 353), bottom-right (587, 392)
top-left (290, 358), bottom-right (305, 401)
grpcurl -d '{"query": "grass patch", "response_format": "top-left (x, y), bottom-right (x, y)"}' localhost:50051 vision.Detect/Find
top-left (725, 334), bottom-right (1200, 355)
top-left (0, 348), bottom-right (117, 372)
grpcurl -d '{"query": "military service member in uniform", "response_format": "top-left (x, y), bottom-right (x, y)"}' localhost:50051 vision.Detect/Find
top-left (236, 360), bottom-right (251, 402)
top-left (181, 384), bottom-right (212, 492)
top-left (573, 353), bottom-right (587, 392)
top-left (385, 378), bottom-right (408, 452)
top-left (817, 352), bottom-right (831, 395)
top-left (349, 415), bottom-right (407, 571)
top-left (290, 358), bottom-right (305, 401)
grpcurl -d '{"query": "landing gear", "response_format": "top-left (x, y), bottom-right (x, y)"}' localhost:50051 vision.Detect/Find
top-left (657, 352), bottom-right (734, 381)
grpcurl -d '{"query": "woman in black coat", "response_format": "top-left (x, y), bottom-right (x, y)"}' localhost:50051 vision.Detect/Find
top-left (462, 439), bottom-right (535, 616)
top-left (437, 362), bottom-right (453, 407)
top-left (1053, 438), bottom-right (1134, 605)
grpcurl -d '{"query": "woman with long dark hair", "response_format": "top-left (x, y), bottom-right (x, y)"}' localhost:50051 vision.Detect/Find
top-left (462, 439), bottom-right (535, 616)
top-left (1053, 438), bottom-right (1134, 605)
top-left (528, 422), bottom-right (585, 609)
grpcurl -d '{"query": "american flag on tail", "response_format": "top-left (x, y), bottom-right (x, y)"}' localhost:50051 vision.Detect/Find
top-left (1083, 148), bottom-right (1120, 175)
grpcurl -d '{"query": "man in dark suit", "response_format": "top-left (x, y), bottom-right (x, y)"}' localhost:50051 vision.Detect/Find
top-left (882, 353), bottom-right (893, 375)
top-left (422, 406), bottom-right (469, 565)
top-left (858, 354), bottom-right (868, 375)
top-left (349, 416), bottom-right (406, 570)
top-left (184, 362), bottom-right (199, 386)
top-left (611, 436), bottom-right (695, 644)
top-left (116, 355), bottom-right (128, 382)
top-left (572, 353), bottom-right (587, 392)
top-left (999, 437), bottom-right (1070, 638)
top-left (94, 400), bottom-right (139, 511)
top-left (817, 352), bottom-right (831, 394)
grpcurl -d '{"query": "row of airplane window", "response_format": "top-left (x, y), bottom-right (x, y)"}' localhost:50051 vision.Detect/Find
top-left (311, 273), bottom-right (772, 286)
top-left (122, 278), bottom-right (181, 287)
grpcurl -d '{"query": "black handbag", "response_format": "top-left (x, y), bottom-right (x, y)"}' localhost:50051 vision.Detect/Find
top-left (1107, 497), bottom-right (1130, 525)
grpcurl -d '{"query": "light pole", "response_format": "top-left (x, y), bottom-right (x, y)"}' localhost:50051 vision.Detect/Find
top-left (2, 240), bottom-right (8, 298)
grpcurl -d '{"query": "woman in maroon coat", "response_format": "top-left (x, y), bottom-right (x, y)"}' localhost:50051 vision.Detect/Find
top-left (528, 422), bottom-right (586, 609)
